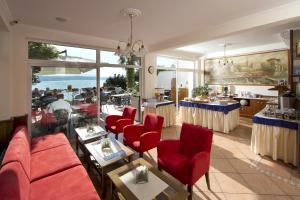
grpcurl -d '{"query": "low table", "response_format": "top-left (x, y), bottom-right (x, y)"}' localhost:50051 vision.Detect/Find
top-left (75, 125), bottom-right (108, 154)
top-left (108, 158), bottom-right (188, 200)
top-left (85, 138), bottom-right (135, 196)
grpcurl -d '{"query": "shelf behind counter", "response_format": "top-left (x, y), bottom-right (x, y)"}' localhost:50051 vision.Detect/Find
top-left (233, 97), bottom-right (274, 118)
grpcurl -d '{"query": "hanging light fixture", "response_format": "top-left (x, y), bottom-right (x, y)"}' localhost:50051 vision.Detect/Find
top-left (115, 8), bottom-right (146, 65)
top-left (219, 43), bottom-right (233, 67)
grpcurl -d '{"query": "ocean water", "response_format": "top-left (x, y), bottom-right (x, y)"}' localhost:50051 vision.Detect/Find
top-left (32, 76), bottom-right (106, 90)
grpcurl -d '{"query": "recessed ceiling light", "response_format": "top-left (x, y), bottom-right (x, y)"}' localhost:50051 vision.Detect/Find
top-left (55, 17), bottom-right (67, 23)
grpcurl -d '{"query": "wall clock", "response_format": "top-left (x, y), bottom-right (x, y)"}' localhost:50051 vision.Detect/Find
top-left (148, 66), bottom-right (154, 74)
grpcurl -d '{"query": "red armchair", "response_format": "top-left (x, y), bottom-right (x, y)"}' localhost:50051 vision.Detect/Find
top-left (123, 113), bottom-right (164, 157)
top-left (157, 123), bottom-right (213, 196)
top-left (105, 106), bottom-right (137, 139)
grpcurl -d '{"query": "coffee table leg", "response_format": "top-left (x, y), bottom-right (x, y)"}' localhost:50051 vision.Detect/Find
top-left (76, 135), bottom-right (79, 155)
top-left (110, 180), bottom-right (114, 200)
top-left (101, 167), bottom-right (106, 198)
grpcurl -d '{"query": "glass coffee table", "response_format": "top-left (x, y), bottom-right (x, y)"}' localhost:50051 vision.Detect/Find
top-left (108, 158), bottom-right (188, 200)
top-left (75, 125), bottom-right (108, 154)
top-left (85, 138), bottom-right (135, 197)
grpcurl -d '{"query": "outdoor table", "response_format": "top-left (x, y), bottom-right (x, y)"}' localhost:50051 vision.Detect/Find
top-left (251, 112), bottom-right (300, 167)
top-left (179, 100), bottom-right (240, 133)
top-left (111, 93), bottom-right (131, 106)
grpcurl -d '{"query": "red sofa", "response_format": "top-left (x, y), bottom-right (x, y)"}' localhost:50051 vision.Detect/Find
top-left (0, 126), bottom-right (100, 200)
top-left (123, 113), bottom-right (164, 157)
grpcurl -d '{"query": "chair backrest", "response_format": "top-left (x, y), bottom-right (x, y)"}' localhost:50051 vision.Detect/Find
top-left (179, 123), bottom-right (213, 158)
top-left (122, 106), bottom-right (137, 121)
top-left (143, 114), bottom-right (164, 134)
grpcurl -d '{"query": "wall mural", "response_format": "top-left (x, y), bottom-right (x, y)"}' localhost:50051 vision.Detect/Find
top-left (204, 50), bottom-right (289, 85)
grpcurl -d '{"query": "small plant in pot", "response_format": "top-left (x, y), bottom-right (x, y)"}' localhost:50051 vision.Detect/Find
top-left (135, 165), bottom-right (149, 184)
top-left (192, 84), bottom-right (212, 98)
top-left (101, 139), bottom-right (111, 150)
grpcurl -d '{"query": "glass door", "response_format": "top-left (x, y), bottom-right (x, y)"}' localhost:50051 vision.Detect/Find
top-left (31, 66), bottom-right (98, 137)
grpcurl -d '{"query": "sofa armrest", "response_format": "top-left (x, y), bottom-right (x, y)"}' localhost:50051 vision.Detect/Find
top-left (140, 131), bottom-right (161, 152)
top-left (105, 115), bottom-right (123, 126)
top-left (157, 140), bottom-right (180, 158)
top-left (124, 124), bottom-right (144, 143)
top-left (188, 151), bottom-right (210, 185)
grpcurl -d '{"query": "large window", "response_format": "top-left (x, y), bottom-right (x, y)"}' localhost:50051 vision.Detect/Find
top-left (156, 56), bottom-right (197, 101)
top-left (29, 41), bottom-right (142, 137)
top-left (28, 41), bottom-right (96, 62)
top-left (31, 66), bottom-right (98, 137)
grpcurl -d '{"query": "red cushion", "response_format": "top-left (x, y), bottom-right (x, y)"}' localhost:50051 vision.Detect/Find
top-left (13, 126), bottom-right (31, 147)
top-left (30, 144), bottom-right (81, 181)
top-left (0, 162), bottom-right (30, 200)
top-left (131, 141), bottom-right (140, 151)
top-left (158, 153), bottom-right (190, 184)
top-left (31, 133), bottom-right (69, 154)
top-left (2, 137), bottom-right (31, 180)
top-left (30, 165), bottom-right (100, 200)
top-left (179, 123), bottom-right (213, 158)
top-left (106, 125), bottom-right (118, 133)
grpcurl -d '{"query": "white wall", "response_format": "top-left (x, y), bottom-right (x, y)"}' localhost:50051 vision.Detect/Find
top-left (143, 53), bottom-right (157, 99)
top-left (0, 30), bottom-right (12, 120)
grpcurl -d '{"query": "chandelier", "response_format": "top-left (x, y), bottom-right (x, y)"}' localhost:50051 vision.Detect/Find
top-left (219, 43), bottom-right (233, 67)
top-left (115, 8), bottom-right (146, 65)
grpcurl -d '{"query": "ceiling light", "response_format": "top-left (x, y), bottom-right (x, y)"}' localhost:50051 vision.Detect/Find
top-left (219, 42), bottom-right (233, 67)
top-left (115, 8), bottom-right (146, 65)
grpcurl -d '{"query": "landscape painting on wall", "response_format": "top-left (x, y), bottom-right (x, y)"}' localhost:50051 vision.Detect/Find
top-left (204, 50), bottom-right (289, 85)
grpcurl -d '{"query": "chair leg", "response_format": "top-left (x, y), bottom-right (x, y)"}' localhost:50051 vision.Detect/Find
top-left (205, 172), bottom-right (211, 190)
top-left (187, 185), bottom-right (193, 200)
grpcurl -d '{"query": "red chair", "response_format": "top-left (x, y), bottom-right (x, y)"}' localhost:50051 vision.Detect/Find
top-left (157, 123), bottom-right (213, 196)
top-left (105, 106), bottom-right (137, 139)
top-left (123, 113), bottom-right (164, 157)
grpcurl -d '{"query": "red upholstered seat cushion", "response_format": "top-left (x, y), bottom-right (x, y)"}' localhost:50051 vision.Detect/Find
top-left (158, 153), bottom-right (190, 184)
top-left (30, 144), bottom-right (81, 181)
top-left (31, 133), bottom-right (69, 154)
top-left (2, 136), bottom-right (31, 180)
top-left (30, 165), bottom-right (100, 200)
top-left (132, 140), bottom-right (141, 151)
top-left (106, 125), bottom-right (117, 133)
top-left (0, 162), bottom-right (30, 200)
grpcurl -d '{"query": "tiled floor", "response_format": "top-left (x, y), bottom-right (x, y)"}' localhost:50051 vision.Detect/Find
top-left (80, 117), bottom-right (300, 200)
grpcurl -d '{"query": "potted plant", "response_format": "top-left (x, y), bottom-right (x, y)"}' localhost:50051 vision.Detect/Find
top-left (192, 84), bottom-right (212, 98)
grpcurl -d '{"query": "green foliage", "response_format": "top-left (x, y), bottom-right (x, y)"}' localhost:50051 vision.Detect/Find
top-left (119, 53), bottom-right (140, 65)
top-left (192, 84), bottom-right (212, 97)
top-left (104, 74), bottom-right (127, 89)
top-left (126, 68), bottom-right (135, 89)
top-left (29, 42), bottom-right (60, 84)
top-left (32, 66), bottom-right (41, 85)
top-left (28, 42), bottom-right (60, 60)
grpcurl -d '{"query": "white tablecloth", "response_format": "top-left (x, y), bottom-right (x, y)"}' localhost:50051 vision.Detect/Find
top-left (143, 104), bottom-right (176, 127)
top-left (179, 106), bottom-right (240, 133)
top-left (251, 123), bottom-right (299, 166)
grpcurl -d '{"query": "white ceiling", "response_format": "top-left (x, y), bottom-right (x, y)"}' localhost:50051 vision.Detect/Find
top-left (5, 0), bottom-right (299, 48)
top-left (176, 21), bottom-right (300, 56)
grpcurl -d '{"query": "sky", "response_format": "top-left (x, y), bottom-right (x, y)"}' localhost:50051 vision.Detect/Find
top-left (53, 45), bottom-right (125, 77)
